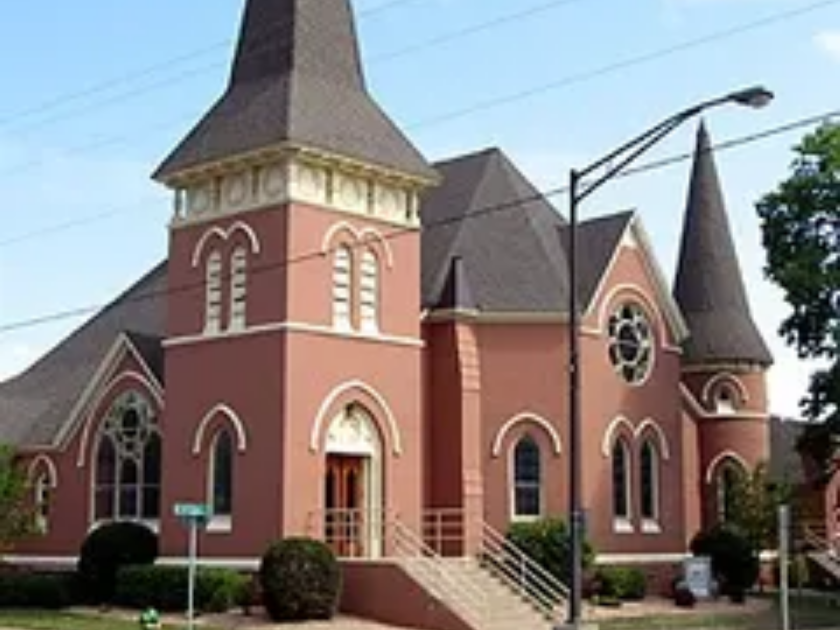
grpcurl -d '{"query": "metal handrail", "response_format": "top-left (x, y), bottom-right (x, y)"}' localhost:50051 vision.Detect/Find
top-left (479, 520), bottom-right (568, 619)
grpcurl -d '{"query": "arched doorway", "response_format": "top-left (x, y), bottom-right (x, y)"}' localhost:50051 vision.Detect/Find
top-left (324, 404), bottom-right (383, 558)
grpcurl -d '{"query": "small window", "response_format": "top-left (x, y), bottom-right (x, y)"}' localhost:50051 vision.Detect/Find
top-left (716, 462), bottom-right (743, 524)
top-left (34, 472), bottom-right (52, 533)
top-left (640, 441), bottom-right (659, 523)
top-left (359, 250), bottom-right (379, 332)
top-left (612, 439), bottom-right (631, 523)
top-left (715, 385), bottom-right (737, 414)
top-left (333, 246), bottom-right (353, 330)
top-left (210, 430), bottom-right (234, 519)
top-left (607, 303), bottom-right (653, 385)
top-left (205, 251), bottom-right (223, 333)
top-left (229, 247), bottom-right (248, 330)
top-left (513, 436), bottom-right (542, 519)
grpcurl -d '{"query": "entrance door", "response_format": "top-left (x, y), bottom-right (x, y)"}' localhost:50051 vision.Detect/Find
top-left (325, 455), bottom-right (365, 557)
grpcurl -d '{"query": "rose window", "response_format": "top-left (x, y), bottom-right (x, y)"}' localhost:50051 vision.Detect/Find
top-left (608, 303), bottom-right (653, 384)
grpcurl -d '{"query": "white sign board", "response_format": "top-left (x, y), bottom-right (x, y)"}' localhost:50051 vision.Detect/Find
top-left (683, 556), bottom-right (712, 599)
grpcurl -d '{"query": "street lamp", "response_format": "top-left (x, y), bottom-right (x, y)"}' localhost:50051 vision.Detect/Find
top-left (562, 85), bottom-right (773, 629)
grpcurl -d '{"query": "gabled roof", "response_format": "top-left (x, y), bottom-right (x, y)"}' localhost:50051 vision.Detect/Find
top-left (674, 123), bottom-right (772, 366)
top-left (0, 264), bottom-right (167, 448)
top-left (154, 0), bottom-right (434, 182)
top-left (421, 147), bottom-right (634, 316)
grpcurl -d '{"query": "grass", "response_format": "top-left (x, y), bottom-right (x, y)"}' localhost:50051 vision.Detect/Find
top-left (0, 609), bottom-right (223, 630)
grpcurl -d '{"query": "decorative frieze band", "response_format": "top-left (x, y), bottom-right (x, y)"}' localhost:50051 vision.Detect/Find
top-left (171, 157), bottom-right (421, 228)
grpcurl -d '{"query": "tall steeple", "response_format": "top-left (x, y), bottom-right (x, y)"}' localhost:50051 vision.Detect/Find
top-left (154, 0), bottom-right (434, 183)
top-left (673, 122), bottom-right (772, 366)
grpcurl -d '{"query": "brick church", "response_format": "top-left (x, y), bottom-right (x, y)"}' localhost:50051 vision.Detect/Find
top-left (0, 0), bottom-right (772, 604)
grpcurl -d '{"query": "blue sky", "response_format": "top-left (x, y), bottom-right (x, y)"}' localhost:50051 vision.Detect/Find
top-left (0, 0), bottom-right (839, 417)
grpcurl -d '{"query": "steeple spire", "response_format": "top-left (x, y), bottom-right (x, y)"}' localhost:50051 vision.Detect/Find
top-left (673, 122), bottom-right (772, 366)
top-left (154, 0), bottom-right (433, 182)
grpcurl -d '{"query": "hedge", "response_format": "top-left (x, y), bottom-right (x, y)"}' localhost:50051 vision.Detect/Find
top-left (114, 565), bottom-right (248, 613)
top-left (0, 571), bottom-right (77, 609)
top-left (593, 566), bottom-right (647, 601)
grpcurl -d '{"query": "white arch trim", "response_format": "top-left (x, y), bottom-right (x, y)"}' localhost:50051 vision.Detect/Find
top-left (701, 373), bottom-right (750, 406)
top-left (705, 450), bottom-right (750, 484)
top-left (192, 404), bottom-right (249, 455)
top-left (310, 380), bottom-right (402, 455)
top-left (320, 221), bottom-right (394, 269)
top-left (491, 413), bottom-right (563, 458)
top-left (76, 371), bottom-right (164, 468)
top-left (600, 416), bottom-right (671, 461)
top-left (596, 283), bottom-right (670, 349)
top-left (191, 220), bottom-right (262, 267)
top-left (27, 454), bottom-right (58, 486)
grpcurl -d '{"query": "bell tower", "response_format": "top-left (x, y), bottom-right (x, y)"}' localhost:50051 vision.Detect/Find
top-left (674, 122), bottom-right (773, 528)
top-left (152, 0), bottom-right (436, 556)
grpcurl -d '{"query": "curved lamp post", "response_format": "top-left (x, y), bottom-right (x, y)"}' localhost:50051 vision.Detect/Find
top-left (563, 85), bottom-right (773, 629)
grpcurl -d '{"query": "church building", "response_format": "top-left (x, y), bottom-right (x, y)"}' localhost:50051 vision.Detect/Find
top-left (0, 0), bottom-right (773, 622)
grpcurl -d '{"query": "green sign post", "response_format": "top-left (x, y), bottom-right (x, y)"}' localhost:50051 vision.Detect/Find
top-left (174, 503), bottom-right (211, 630)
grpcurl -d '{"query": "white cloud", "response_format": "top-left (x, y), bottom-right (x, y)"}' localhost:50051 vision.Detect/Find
top-left (814, 30), bottom-right (840, 61)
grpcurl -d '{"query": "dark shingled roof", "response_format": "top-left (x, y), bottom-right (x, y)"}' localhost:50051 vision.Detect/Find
top-left (421, 147), bottom-right (633, 313)
top-left (154, 0), bottom-right (434, 181)
top-left (0, 264), bottom-right (167, 448)
top-left (673, 123), bottom-right (772, 366)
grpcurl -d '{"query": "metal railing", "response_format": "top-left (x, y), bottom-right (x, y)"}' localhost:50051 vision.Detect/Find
top-left (423, 509), bottom-right (568, 621)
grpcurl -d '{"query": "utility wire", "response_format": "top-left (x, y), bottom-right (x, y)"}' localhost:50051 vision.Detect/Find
top-left (0, 0), bottom-right (423, 129)
top-left (0, 0), bottom-right (589, 138)
top-left (1, 107), bottom-right (837, 336)
top-left (0, 0), bottom-right (831, 185)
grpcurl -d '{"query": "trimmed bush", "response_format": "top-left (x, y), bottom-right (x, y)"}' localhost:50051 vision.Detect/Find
top-left (506, 518), bottom-right (595, 586)
top-left (77, 521), bottom-right (158, 603)
top-left (690, 524), bottom-right (759, 602)
top-left (594, 566), bottom-right (647, 601)
top-left (259, 538), bottom-right (341, 622)
top-left (115, 565), bottom-right (248, 613)
top-left (673, 582), bottom-right (696, 608)
top-left (0, 571), bottom-right (76, 609)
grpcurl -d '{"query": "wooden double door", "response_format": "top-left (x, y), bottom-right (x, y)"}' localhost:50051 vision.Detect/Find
top-left (325, 455), bottom-right (367, 557)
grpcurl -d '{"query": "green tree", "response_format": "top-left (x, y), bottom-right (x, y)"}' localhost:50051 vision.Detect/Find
top-left (0, 444), bottom-right (36, 551)
top-left (726, 462), bottom-right (791, 552)
top-left (757, 122), bottom-right (840, 480)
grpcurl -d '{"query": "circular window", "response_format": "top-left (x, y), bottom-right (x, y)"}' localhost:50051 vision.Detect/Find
top-left (608, 303), bottom-right (653, 384)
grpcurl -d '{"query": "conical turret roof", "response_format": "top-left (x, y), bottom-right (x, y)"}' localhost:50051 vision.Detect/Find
top-left (674, 122), bottom-right (772, 366)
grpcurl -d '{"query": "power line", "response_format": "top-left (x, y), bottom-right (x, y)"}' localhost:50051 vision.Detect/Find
top-left (0, 0), bottom-right (589, 138)
top-left (0, 0), bottom-right (423, 129)
top-left (1, 107), bottom-right (836, 336)
top-left (0, 0), bottom-right (831, 185)
top-left (406, 0), bottom-right (840, 130)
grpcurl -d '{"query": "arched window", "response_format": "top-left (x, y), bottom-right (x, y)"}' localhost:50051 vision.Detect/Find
top-left (359, 250), bottom-right (379, 332)
top-left (229, 247), bottom-right (248, 331)
top-left (612, 438), bottom-right (632, 525)
top-left (93, 392), bottom-right (161, 523)
top-left (640, 440), bottom-right (659, 524)
top-left (205, 250), bottom-right (223, 333)
top-left (716, 462), bottom-right (744, 523)
top-left (513, 436), bottom-right (542, 519)
top-left (333, 246), bottom-right (353, 330)
top-left (715, 384), bottom-right (737, 414)
top-left (210, 430), bottom-right (234, 521)
top-left (34, 471), bottom-right (52, 533)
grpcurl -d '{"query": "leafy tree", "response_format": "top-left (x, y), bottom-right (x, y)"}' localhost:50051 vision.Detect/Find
top-left (726, 462), bottom-right (791, 552)
top-left (757, 122), bottom-right (840, 480)
top-left (0, 444), bottom-right (37, 551)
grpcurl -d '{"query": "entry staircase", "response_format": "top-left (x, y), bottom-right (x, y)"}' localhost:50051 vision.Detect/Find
top-left (313, 508), bottom-right (568, 630)
top-left (801, 521), bottom-right (840, 582)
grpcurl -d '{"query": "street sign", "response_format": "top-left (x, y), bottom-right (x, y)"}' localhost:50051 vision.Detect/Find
top-left (174, 503), bottom-right (211, 519)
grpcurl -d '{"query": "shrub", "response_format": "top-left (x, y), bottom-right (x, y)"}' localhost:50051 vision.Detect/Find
top-left (115, 565), bottom-right (248, 613)
top-left (0, 571), bottom-right (76, 609)
top-left (506, 518), bottom-right (595, 586)
top-left (594, 566), bottom-right (647, 601)
top-left (690, 524), bottom-right (759, 601)
top-left (673, 582), bottom-right (696, 608)
top-left (77, 521), bottom-right (158, 603)
top-left (259, 538), bottom-right (341, 622)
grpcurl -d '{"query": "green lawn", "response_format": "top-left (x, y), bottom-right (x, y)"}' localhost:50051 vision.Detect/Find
top-left (0, 610), bottom-right (221, 630)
